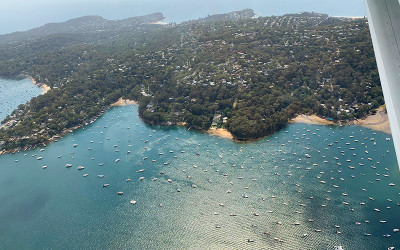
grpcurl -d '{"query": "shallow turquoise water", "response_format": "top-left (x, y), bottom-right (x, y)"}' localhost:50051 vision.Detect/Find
top-left (0, 78), bottom-right (44, 122)
top-left (0, 83), bottom-right (399, 249)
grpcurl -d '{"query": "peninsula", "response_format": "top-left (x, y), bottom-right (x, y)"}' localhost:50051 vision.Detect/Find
top-left (0, 11), bottom-right (385, 153)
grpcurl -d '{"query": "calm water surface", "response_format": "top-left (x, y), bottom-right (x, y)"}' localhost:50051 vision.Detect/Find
top-left (0, 80), bottom-right (399, 249)
top-left (0, 78), bottom-right (44, 122)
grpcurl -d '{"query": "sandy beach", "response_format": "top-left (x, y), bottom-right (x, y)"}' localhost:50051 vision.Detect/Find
top-left (290, 107), bottom-right (391, 134)
top-left (207, 127), bottom-right (234, 140)
top-left (353, 106), bottom-right (391, 134)
top-left (290, 114), bottom-right (336, 125)
top-left (111, 98), bottom-right (138, 107)
top-left (29, 76), bottom-right (50, 94)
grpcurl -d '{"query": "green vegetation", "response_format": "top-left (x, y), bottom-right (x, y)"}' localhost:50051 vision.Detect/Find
top-left (0, 11), bottom-right (383, 151)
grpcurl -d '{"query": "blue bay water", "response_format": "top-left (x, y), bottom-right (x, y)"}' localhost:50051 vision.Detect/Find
top-left (0, 78), bottom-right (44, 122)
top-left (0, 79), bottom-right (399, 249)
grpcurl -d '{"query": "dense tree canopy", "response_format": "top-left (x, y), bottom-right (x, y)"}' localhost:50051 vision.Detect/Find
top-left (0, 12), bottom-right (383, 151)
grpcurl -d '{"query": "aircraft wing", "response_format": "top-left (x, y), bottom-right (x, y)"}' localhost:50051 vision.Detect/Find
top-left (365, 0), bottom-right (400, 168)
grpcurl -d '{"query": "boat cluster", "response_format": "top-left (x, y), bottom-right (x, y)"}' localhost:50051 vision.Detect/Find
top-left (21, 108), bottom-right (399, 248)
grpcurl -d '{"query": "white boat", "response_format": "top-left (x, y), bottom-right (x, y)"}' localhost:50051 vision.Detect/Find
top-left (37, 157), bottom-right (43, 160)
top-left (65, 164), bottom-right (72, 168)
top-left (130, 200), bottom-right (137, 205)
top-left (77, 166), bottom-right (84, 170)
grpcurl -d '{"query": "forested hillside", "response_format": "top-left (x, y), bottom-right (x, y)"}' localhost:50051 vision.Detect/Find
top-left (0, 11), bottom-right (382, 152)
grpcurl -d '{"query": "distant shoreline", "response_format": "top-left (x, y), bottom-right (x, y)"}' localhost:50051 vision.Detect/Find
top-left (331, 16), bottom-right (366, 19)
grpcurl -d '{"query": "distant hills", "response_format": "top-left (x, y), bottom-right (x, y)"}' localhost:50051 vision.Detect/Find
top-left (182, 9), bottom-right (255, 24)
top-left (0, 9), bottom-right (257, 46)
top-left (0, 13), bottom-right (165, 45)
top-left (0, 9), bottom-right (382, 151)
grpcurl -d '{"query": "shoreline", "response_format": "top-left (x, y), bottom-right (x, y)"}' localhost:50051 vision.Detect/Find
top-left (207, 127), bottom-right (234, 140)
top-left (353, 106), bottom-right (391, 134)
top-left (29, 76), bottom-right (50, 94)
top-left (0, 106), bottom-right (392, 156)
top-left (110, 98), bottom-right (138, 107)
top-left (290, 106), bottom-right (391, 134)
top-left (0, 98), bottom-right (137, 156)
top-left (289, 114), bottom-right (336, 126)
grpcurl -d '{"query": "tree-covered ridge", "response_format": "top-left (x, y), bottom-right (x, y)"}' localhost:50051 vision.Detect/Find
top-left (0, 13), bottom-right (166, 46)
top-left (0, 12), bottom-right (382, 152)
top-left (182, 8), bottom-right (255, 24)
